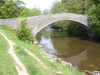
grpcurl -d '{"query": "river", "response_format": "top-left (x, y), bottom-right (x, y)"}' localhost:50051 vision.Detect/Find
top-left (36, 25), bottom-right (100, 75)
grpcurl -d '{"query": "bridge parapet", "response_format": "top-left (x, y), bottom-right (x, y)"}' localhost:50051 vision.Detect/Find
top-left (0, 18), bottom-right (23, 29)
top-left (0, 13), bottom-right (88, 36)
top-left (27, 13), bottom-right (88, 35)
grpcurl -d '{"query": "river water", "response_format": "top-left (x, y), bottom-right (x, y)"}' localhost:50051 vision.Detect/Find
top-left (36, 26), bottom-right (100, 74)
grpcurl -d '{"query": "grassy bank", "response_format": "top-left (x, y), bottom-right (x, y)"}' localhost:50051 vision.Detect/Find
top-left (0, 32), bottom-right (17, 75)
top-left (0, 25), bottom-right (84, 75)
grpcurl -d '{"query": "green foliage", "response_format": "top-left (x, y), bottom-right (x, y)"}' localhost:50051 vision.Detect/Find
top-left (88, 5), bottom-right (100, 26)
top-left (17, 19), bottom-right (34, 43)
top-left (50, 1), bottom-right (64, 14)
top-left (67, 22), bottom-right (88, 38)
top-left (20, 8), bottom-right (41, 17)
top-left (0, 0), bottom-right (41, 18)
top-left (88, 4), bottom-right (100, 40)
top-left (90, 0), bottom-right (100, 5)
top-left (62, 0), bottom-right (93, 14)
top-left (0, 0), bottom-right (23, 18)
top-left (53, 21), bottom-right (69, 30)
top-left (50, 0), bottom-right (91, 14)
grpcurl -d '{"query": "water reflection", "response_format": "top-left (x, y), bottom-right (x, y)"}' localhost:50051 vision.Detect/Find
top-left (36, 25), bottom-right (100, 73)
top-left (40, 26), bottom-right (58, 55)
top-left (52, 35), bottom-right (100, 72)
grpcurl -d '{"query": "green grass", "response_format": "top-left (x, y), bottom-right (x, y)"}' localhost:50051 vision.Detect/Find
top-left (0, 25), bottom-right (85, 75)
top-left (15, 46), bottom-right (53, 75)
top-left (0, 32), bottom-right (17, 75)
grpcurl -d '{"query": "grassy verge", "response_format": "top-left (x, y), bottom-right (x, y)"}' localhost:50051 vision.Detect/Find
top-left (0, 25), bottom-right (85, 75)
top-left (0, 32), bottom-right (17, 75)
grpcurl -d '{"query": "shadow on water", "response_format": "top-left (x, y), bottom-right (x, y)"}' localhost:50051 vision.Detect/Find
top-left (36, 25), bottom-right (100, 75)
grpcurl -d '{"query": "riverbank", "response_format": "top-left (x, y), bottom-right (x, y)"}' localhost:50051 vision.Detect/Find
top-left (36, 26), bottom-right (100, 75)
top-left (0, 25), bottom-right (84, 75)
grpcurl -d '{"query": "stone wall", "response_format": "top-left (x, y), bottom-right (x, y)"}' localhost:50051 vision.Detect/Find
top-left (27, 13), bottom-right (88, 35)
top-left (0, 13), bottom-right (88, 36)
top-left (0, 18), bottom-right (23, 29)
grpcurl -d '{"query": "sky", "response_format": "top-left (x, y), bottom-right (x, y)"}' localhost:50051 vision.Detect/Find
top-left (22, 0), bottom-right (61, 11)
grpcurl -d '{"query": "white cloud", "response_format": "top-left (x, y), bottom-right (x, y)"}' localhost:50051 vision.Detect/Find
top-left (22, 0), bottom-right (61, 11)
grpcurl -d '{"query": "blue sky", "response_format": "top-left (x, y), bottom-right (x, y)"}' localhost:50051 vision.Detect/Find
top-left (22, 0), bottom-right (61, 11)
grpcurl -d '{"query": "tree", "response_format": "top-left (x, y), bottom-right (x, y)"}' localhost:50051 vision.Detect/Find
top-left (61, 0), bottom-right (92, 14)
top-left (88, 4), bottom-right (100, 41)
top-left (50, 1), bottom-right (63, 14)
top-left (20, 8), bottom-right (41, 17)
top-left (90, 0), bottom-right (100, 5)
top-left (17, 19), bottom-right (34, 43)
top-left (0, 0), bottom-right (23, 18)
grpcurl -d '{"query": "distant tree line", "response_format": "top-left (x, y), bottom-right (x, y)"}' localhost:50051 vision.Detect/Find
top-left (49, 0), bottom-right (100, 42)
top-left (0, 0), bottom-right (41, 18)
top-left (0, 0), bottom-right (41, 43)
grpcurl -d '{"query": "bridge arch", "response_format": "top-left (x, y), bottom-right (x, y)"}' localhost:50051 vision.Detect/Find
top-left (27, 13), bottom-right (88, 36)
top-left (0, 13), bottom-right (88, 36)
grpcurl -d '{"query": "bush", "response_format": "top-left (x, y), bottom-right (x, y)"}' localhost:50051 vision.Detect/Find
top-left (88, 4), bottom-right (100, 41)
top-left (16, 19), bottom-right (34, 43)
top-left (67, 22), bottom-right (88, 37)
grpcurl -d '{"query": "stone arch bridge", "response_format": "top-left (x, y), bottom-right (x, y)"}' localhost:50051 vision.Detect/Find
top-left (0, 13), bottom-right (88, 36)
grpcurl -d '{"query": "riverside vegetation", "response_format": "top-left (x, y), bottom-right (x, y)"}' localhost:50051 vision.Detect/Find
top-left (0, 25), bottom-right (85, 75)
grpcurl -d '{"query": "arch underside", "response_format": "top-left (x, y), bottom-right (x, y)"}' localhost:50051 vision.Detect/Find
top-left (30, 13), bottom-right (88, 36)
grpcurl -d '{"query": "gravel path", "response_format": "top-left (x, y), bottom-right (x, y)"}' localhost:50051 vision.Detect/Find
top-left (0, 32), bottom-right (29, 75)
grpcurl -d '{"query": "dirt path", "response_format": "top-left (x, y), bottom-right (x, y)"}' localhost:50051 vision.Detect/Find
top-left (24, 49), bottom-right (48, 69)
top-left (0, 32), bottom-right (29, 75)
